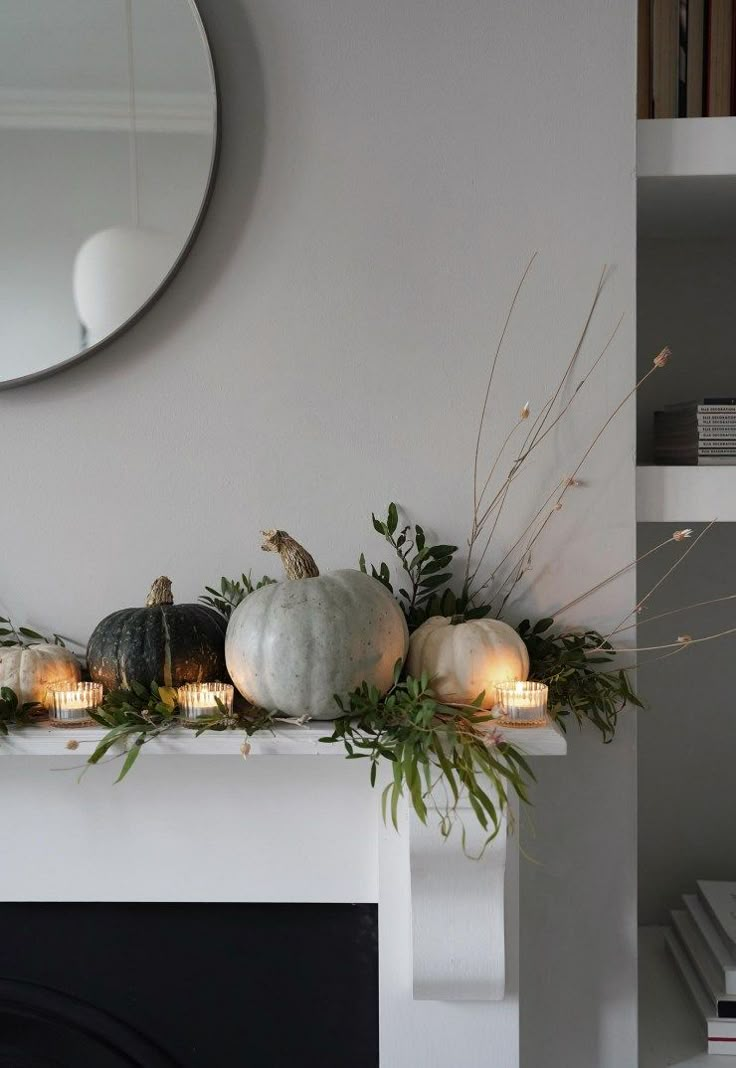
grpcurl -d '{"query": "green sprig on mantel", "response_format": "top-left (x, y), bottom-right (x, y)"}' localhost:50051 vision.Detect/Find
top-left (321, 667), bottom-right (534, 855)
top-left (85, 681), bottom-right (278, 781)
top-left (0, 687), bottom-right (43, 736)
top-left (519, 618), bottom-right (643, 742)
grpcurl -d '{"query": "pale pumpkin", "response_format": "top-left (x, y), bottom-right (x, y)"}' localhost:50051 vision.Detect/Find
top-left (406, 616), bottom-right (529, 710)
top-left (0, 643), bottom-right (81, 708)
top-left (225, 530), bottom-right (409, 720)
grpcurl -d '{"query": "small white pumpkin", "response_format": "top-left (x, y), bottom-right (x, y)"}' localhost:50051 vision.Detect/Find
top-left (0, 642), bottom-right (81, 707)
top-left (225, 530), bottom-right (409, 720)
top-left (406, 616), bottom-right (529, 710)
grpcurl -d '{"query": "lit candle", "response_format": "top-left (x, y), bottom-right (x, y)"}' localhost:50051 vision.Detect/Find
top-left (177, 682), bottom-right (234, 725)
top-left (47, 682), bottom-right (103, 727)
top-left (495, 680), bottom-right (548, 726)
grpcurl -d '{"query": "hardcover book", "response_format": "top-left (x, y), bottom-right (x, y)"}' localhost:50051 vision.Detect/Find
top-left (666, 929), bottom-right (736, 1054)
top-left (684, 894), bottom-right (736, 995)
top-left (699, 882), bottom-right (736, 955)
top-left (671, 909), bottom-right (736, 1017)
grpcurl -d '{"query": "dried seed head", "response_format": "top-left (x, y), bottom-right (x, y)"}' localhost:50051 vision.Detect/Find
top-left (677, 634), bottom-right (693, 644)
top-left (520, 401), bottom-right (530, 420)
top-left (653, 347), bottom-right (671, 368)
top-left (554, 501), bottom-right (563, 511)
top-left (565, 477), bottom-right (581, 488)
top-left (65, 739), bottom-right (79, 751)
top-left (672, 528), bottom-right (693, 541)
top-left (240, 740), bottom-right (252, 759)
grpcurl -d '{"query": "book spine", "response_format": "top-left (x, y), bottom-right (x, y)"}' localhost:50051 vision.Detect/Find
top-left (639, 0), bottom-right (653, 117)
top-left (679, 0), bottom-right (688, 114)
top-left (705, 0), bottom-right (734, 115)
top-left (653, 0), bottom-right (681, 115)
top-left (688, 0), bottom-right (706, 113)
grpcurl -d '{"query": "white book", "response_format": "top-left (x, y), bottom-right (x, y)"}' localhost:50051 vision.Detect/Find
top-left (666, 929), bottom-right (736, 1054)
top-left (684, 894), bottom-right (736, 995)
top-left (699, 882), bottom-right (736, 955)
top-left (670, 909), bottom-right (736, 1016)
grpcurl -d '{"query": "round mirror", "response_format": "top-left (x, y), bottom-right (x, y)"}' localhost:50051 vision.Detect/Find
top-left (0, 0), bottom-right (218, 388)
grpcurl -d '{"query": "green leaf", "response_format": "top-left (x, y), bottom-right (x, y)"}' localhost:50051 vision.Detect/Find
top-left (18, 627), bottom-right (46, 641)
top-left (387, 502), bottom-right (399, 536)
top-left (115, 740), bottom-right (143, 782)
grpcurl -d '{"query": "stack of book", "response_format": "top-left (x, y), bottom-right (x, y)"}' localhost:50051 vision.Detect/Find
top-left (654, 399), bottom-right (736, 465)
top-left (638, 0), bottom-right (736, 119)
top-left (666, 880), bottom-right (736, 1056)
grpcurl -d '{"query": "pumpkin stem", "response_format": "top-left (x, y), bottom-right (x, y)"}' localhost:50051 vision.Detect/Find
top-left (146, 576), bottom-right (174, 606)
top-left (261, 530), bottom-right (320, 579)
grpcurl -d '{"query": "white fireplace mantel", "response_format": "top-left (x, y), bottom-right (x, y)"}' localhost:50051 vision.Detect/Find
top-left (1, 721), bottom-right (565, 1007)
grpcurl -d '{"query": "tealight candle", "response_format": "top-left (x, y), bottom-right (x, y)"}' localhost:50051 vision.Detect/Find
top-left (47, 682), bottom-right (103, 727)
top-left (177, 682), bottom-right (234, 725)
top-left (495, 680), bottom-right (548, 726)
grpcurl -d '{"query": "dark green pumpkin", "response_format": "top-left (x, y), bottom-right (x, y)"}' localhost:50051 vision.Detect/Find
top-left (87, 576), bottom-right (227, 691)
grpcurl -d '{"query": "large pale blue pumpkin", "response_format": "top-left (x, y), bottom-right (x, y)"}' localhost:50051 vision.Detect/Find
top-left (225, 531), bottom-right (409, 719)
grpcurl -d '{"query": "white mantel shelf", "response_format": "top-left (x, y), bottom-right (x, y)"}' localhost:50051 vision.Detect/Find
top-left (2, 717), bottom-right (565, 1005)
top-left (0, 719), bottom-right (567, 758)
top-left (637, 465), bottom-right (736, 523)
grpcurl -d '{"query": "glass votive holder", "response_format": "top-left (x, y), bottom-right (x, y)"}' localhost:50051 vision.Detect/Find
top-left (177, 682), bottom-right (234, 726)
top-left (495, 681), bottom-right (548, 727)
top-left (47, 681), bottom-right (103, 728)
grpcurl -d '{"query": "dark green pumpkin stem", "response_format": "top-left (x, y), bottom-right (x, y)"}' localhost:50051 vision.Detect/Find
top-left (146, 576), bottom-right (174, 606)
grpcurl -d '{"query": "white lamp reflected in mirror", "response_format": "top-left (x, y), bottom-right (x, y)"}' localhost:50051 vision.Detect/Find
top-left (73, 226), bottom-right (178, 345)
top-left (72, 0), bottom-right (175, 348)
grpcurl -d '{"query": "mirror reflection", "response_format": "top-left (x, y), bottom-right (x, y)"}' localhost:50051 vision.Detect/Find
top-left (0, 0), bottom-right (217, 386)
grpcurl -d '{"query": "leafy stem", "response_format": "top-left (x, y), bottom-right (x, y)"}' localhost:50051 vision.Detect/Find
top-left (320, 667), bottom-right (535, 857)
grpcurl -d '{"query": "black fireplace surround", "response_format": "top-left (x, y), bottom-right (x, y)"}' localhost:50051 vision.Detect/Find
top-left (0, 903), bottom-right (378, 1067)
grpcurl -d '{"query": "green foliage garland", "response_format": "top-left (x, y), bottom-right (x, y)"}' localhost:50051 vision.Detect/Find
top-left (0, 502), bottom-right (641, 853)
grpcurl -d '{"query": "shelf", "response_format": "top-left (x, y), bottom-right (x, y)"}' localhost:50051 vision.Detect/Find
top-left (0, 719), bottom-right (567, 758)
top-left (638, 119), bottom-right (736, 178)
top-left (640, 925), bottom-right (736, 1068)
top-left (637, 119), bottom-right (736, 238)
top-left (637, 465), bottom-right (736, 523)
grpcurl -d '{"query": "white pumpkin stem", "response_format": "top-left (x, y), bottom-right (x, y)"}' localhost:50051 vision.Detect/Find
top-left (146, 576), bottom-right (174, 606)
top-left (261, 530), bottom-right (320, 579)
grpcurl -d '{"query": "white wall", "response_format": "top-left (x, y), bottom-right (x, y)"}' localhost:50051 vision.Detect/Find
top-left (0, 2), bottom-right (637, 1065)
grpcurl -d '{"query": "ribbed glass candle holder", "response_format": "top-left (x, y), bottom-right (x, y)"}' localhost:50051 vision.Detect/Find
top-left (177, 682), bottom-right (234, 725)
top-left (47, 681), bottom-right (103, 727)
top-left (495, 681), bottom-right (548, 726)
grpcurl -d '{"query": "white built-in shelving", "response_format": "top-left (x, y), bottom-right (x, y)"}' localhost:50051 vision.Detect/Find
top-left (637, 118), bottom-right (736, 514)
top-left (637, 465), bottom-right (736, 523)
top-left (638, 118), bottom-right (736, 238)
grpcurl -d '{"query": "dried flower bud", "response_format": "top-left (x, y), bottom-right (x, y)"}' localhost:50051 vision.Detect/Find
top-left (565, 477), bottom-right (581, 488)
top-left (672, 528), bottom-right (693, 541)
top-left (65, 739), bottom-right (79, 751)
top-left (554, 501), bottom-right (563, 511)
top-left (240, 740), bottom-right (252, 759)
top-left (484, 727), bottom-right (503, 749)
top-left (520, 401), bottom-right (530, 420)
top-left (653, 347), bottom-right (671, 368)
top-left (677, 634), bottom-right (693, 645)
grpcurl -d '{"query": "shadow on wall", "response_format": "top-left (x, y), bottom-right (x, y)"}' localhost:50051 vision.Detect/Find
top-left (0, 0), bottom-right (266, 402)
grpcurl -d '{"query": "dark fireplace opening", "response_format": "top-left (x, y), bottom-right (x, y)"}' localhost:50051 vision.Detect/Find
top-left (0, 903), bottom-right (378, 1068)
